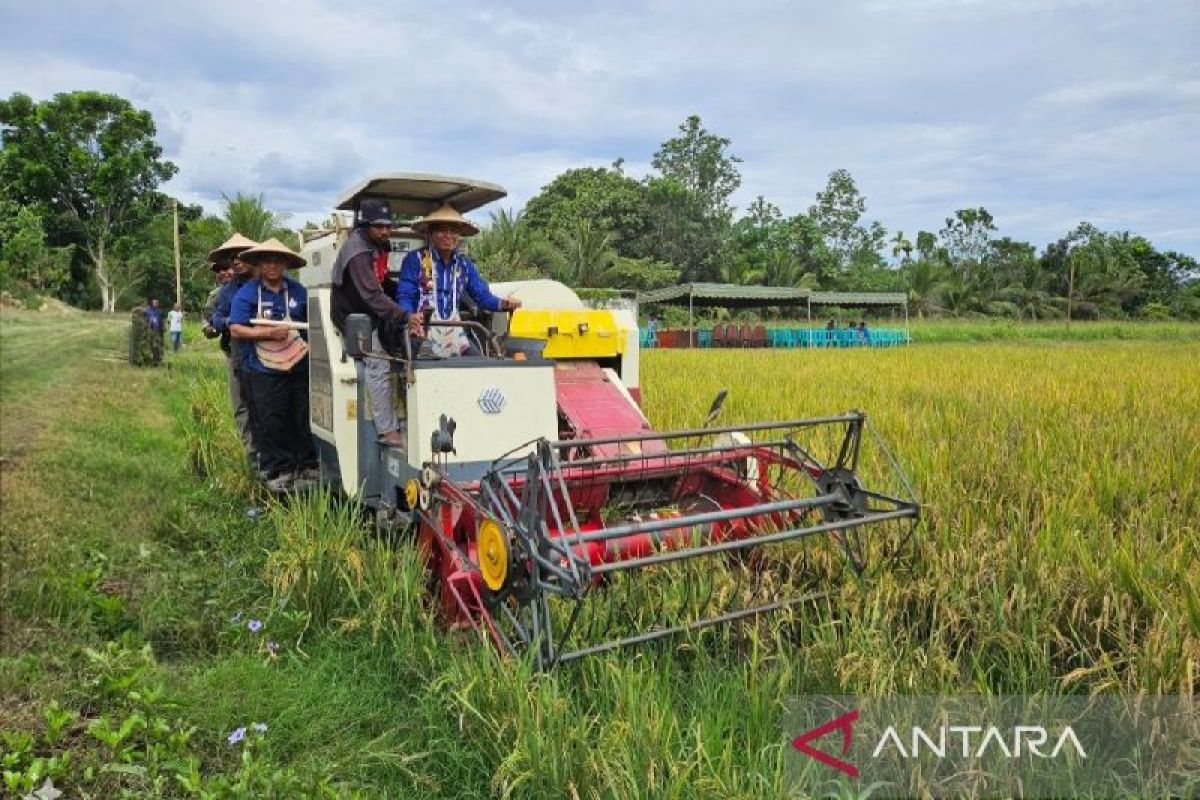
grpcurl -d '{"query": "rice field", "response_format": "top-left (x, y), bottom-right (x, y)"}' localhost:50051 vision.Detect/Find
top-left (641, 344), bottom-right (1200, 695)
top-left (3, 315), bottom-right (1198, 797)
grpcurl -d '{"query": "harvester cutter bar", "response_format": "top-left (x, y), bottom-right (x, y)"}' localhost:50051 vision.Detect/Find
top-left (425, 410), bottom-right (919, 669)
top-left (554, 588), bottom-right (836, 664)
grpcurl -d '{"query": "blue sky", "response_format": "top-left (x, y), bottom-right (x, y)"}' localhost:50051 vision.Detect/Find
top-left (2, 0), bottom-right (1197, 256)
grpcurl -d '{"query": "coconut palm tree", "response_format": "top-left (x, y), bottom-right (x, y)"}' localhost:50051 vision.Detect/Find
top-left (556, 219), bottom-right (617, 288)
top-left (762, 249), bottom-right (818, 288)
top-left (890, 230), bottom-right (914, 265)
top-left (720, 256), bottom-right (761, 285)
top-left (470, 208), bottom-right (558, 281)
top-left (903, 258), bottom-right (945, 318)
top-left (221, 192), bottom-right (290, 242)
top-left (997, 259), bottom-right (1061, 319)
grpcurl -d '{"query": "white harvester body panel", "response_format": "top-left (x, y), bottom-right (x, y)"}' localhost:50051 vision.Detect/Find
top-left (304, 285), bottom-right (361, 496)
top-left (406, 364), bottom-right (558, 469)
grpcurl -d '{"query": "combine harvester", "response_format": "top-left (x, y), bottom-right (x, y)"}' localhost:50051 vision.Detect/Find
top-left (298, 173), bottom-right (920, 669)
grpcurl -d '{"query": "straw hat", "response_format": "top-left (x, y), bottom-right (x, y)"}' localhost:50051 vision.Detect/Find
top-left (411, 204), bottom-right (479, 237)
top-left (209, 232), bottom-right (259, 265)
top-left (239, 237), bottom-right (306, 269)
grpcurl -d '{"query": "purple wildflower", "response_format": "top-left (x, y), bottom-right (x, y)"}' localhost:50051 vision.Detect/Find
top-left (247, 619), bottom-right (263, 633)
top-left (253, 722), bottom-right (268, 733)
top-left (227, 726), bottom-right (247, 745)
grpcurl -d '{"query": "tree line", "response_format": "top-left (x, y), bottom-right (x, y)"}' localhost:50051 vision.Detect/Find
top-left (3, 91), bottom-right (1197, 319)
top-left (0, 91), bottom-right (292, 312)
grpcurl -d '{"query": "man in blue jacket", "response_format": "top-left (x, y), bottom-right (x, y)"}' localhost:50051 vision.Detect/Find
top-left (209, 233), bottom-right (259, 470)
top-left (228, 238), bottom-right (316, 491)
top-left (395, 204), bottom-right (521, 357)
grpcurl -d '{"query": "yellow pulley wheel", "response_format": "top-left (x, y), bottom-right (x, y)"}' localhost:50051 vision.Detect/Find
top-left (404, 479), bottom-right (420, 511)
top-left (477, 518), bottom-right (510, 592)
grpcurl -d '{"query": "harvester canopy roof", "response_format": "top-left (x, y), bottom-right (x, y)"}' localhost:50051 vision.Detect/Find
top-left (335, 173), bottom-right (507, 216)
top-left (637, 282), bottom-right (813, 309)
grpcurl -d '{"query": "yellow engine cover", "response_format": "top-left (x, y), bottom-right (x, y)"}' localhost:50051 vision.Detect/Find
top-left (508, 308), bottom-right (627, 359)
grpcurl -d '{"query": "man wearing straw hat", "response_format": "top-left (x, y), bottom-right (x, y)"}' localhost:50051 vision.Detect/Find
top-left (208, 232), bottom-right (260, 470)
top-left (202, 255), bottom-right (234, 340)
top-left (229, 238), bottom-right (318, 492)
top-left (396, 204), bottom-right (521, 358)
top-left (330, 198), bottom-right (417, 450)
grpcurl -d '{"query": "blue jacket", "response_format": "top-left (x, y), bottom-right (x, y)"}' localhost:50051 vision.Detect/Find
top-left (395, 247), bottom-right (503, 316)
top-left (212, 276), bottom-right (249, 355)
top-left (229, 277), bottom-right (309, 374)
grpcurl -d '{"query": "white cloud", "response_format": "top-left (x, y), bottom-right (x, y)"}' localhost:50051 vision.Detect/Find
top-left (1, 0), bottom-right (1197, 254)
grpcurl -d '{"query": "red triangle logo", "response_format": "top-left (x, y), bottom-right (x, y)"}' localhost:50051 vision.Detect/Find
top-left (791, 708), bottom-right (859, 778)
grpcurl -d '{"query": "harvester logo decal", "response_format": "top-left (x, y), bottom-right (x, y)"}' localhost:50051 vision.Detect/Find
top-left (477, 387), bottom-right (506, 415)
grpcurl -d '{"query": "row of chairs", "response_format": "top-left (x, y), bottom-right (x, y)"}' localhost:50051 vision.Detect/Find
top-left (639, 327), bottom-right (911, 349)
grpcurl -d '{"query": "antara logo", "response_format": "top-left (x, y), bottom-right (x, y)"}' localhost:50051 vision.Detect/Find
top-left (792, 709), bottom-right (860, 777)
top-left (792, 709), bottom-right (1086, 777)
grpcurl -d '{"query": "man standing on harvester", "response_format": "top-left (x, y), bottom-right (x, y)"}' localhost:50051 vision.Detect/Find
top-left (329, 198), bottom-right (419, 449)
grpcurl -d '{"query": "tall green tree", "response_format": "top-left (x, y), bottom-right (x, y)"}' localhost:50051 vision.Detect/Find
top-left (650, 115), bottom-right (742, 219)
top-left (915, 230), bottom-right (939, 262)
top-left (0, 199), bottom-right (73, 296)
top-left (0, 91), bottom-right (178, 311)
top-left (522, 167), bottom-right (650, 255)
top-left (938, 208), bottom-right (996, 284)
top-left (636, 177), bottom-right (721, 282)
top-left (808, 169), bottom-right (886, 270)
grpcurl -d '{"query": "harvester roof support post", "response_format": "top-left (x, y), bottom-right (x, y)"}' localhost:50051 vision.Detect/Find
top-left (904, 301), bottom-right (910, 342)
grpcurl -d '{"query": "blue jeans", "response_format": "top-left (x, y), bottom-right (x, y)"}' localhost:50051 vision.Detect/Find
top-left (171, 331), bottom-right (182, 352)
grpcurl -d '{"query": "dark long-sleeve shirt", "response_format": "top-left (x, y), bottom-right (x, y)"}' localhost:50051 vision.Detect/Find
top-left (330, 229), bottom-right (406, 332)
top-left (343, 250), bottom-right (406, 323)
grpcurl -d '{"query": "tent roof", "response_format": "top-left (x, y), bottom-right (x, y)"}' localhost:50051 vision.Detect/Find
top-left (809, 291), bottom-right (907, 307)
top-left (637, 282), bottom-right (812, 308)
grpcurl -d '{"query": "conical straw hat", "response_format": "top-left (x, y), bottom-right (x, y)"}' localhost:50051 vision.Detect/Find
top-left (239, 237), bottom-right (306, 269)
top-left (411, 204), bottom-right (480, 236)
top-left (209, 232), bottom-right (259, 264)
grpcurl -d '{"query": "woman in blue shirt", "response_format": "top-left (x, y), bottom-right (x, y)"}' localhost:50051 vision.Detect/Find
top-left (229, 238), bottom-right (317, 491)
top-left (395, 204), bottom-right (521, 357)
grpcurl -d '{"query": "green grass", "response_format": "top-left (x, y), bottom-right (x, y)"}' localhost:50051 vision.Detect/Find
top-left (2, 313), bottom-right (1197, 798)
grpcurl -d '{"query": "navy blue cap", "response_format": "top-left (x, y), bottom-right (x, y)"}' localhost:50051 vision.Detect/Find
top-left (358, 198), bottom-right (396, 227)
